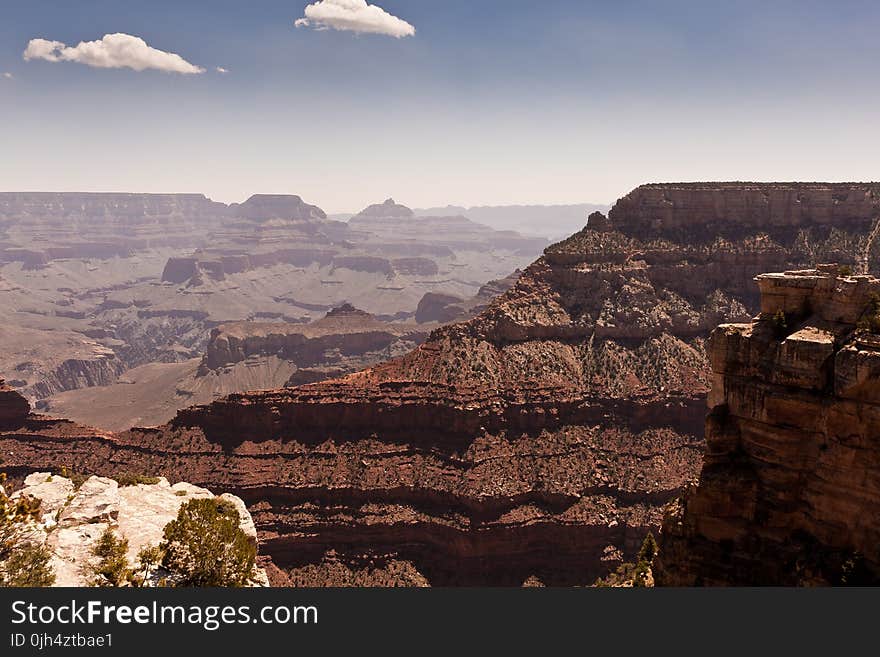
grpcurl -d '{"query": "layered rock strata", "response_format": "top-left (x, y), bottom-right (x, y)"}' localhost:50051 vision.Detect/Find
top-left (0, 378), bottom-right (29, 429)
top-left (203, 304), bottom-right (431, 379)
top-left (656, 266), bottom-right (880, 585)
top-left (6, 183), bottom-right (880, 585)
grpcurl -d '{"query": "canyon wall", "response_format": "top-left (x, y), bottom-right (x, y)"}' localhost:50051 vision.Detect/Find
top-left (0, 378), bottom-right (29, 429)
top-left (656, 266), bottom-right (880, 585)
top-left (202, 304), bottom-right (430, 378)
top-left (0, 193), bottom-right (229, 265)
top-left (610, 182), bottom-right (880, 238)
top-left (6, 183), bottom-right (880, 585)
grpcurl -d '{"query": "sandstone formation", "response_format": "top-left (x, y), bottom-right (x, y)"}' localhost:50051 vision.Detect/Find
top-left (203, 304), bottom-right (430, 376)
top-left (656, 266), bottom-right (880, 585)
top-left (610, 182), bottom-right (880, 238)
top-left (414, 270), bottom-right (522, 324)
top-left (161, 257), bottom-right (200, 284)
top-left (10, 471), bottom-right (266, 587)
top-left (0, 324), bottom-right (124, 400)
top-left (356, 198), bottom-right (414, 218)
top-left (350, 199), bottom-right (549, 255)
top-left (228, 194), bottom-right (327, 222)
top-left (0, 193), bottom-right (229, 266)
top-left (6, 183), bottom-right (880, 586)
top-left (331, 256), bottom-right (395, 276)
top-left (414, 293), bottom-right (466, 324)
top-left (0, 379), bottom-right (29, 429)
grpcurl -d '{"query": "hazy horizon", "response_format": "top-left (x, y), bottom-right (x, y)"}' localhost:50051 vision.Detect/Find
top-left (3, 1), bottom-right (880, 213)
top-left (0, 189), bottom-right (612, 216)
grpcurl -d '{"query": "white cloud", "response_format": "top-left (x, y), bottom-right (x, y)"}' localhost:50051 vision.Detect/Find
top-left (295, 0), bottom-right (415, 38)
top-left (23, 33), bottom-right (205, 74)
top-left (2, 72), bottom-right (13, 79)
top-left (216, 67), bottom-right (229, 74)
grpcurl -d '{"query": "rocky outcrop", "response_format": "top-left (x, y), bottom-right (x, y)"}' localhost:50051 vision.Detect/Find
top-left (349, 202), bottom-right (549, 256)
top-left (656, 266), bottom-right (880, 585)
top-left (331, 256), bottom-right (394, 276)
top-left (0, 379), bottom-right (29, 429)
top-left (10, 471), bottom-right (266, 587)
top-left (609, 182), bottom-right (880, 239)
top-left (414, 271), bottom-right (522, 324)
top-left (356, 198), bottom-right (414, 218)
top-left (161, 257), bottom-right (200, 284)
top-left (201, 305), bottom-right (430, 376)
top-left (392, 257), bottom-right (439, 276)
top-left (0, 323), bottom-right (125, 401)
top-left (161, 249), bottom-right (341, 283)
top-left (414, 292), bottom-right (466, 324)
top-left (25, 356), bottom-right (125, 400)
top-left (229, 194), bottom-right (327, 222)
top-left (8, 182), bottom-right (880, 586)
top-left (0, 248), bottom-right (49, 269)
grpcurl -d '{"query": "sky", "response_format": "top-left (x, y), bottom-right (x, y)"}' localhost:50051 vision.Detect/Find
top-left (1, 0), bottom-right (879, 213)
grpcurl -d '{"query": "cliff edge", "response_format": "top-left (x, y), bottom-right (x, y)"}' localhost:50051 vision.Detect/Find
top-left (656, 265), bottom-right (880, 585)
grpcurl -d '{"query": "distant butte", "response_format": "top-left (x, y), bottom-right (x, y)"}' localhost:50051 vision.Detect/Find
top-left (356, 198), bottom-right (415, 218)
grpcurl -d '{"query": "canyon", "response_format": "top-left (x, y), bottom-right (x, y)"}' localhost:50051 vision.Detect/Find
top-left (656, 266), bottom-right (880, 585)
top-left (0, 192), bottom-right (543, 422)
top-left (39, 304), bottom-right (435, 430)
top-left (37, 274), bottom-right (520, 431)
top-left (5, 182), bottom-right (879, 585)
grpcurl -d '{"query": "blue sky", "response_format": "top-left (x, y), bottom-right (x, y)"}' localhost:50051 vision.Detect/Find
top-left (1, 1), bottom-right (879, 212)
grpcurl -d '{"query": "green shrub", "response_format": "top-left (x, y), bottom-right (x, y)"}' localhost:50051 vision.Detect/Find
top-left (1, 542), bottom-right (55, 587)
top-left (58, 465), bottom-right (89, 489)
top-left (857, 293), bottom-right (880, 334)
top-left (160, 498), bottom-right (256, 587)
top-left (87, 528), bottom-right (131, 587)
top-left (132, 545), bottom-right (162, 587)
top-left (638, 532), bottom-right (658, 564)
top-left (0, 472), bottom-right (56, 587)
top-left (593, 532), bottom-right (659, 588)
top-left (116, 473), bottom-right (161, 487)
top-left (771, 310), bottom-right (789, 339)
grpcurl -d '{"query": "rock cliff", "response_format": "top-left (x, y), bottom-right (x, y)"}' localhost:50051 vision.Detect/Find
top-left (414, 270), bottom-right (522, 324)
top-left (610, 182), bottom-right (880, 239)
top-left (0, 379), bottom-right (29, 429)
top-left (7, 182), bottom-right (880, 585)
top-left (656, 266), bottom-right (880, 585)
top-left (202, 304), bottom-right (430, 377)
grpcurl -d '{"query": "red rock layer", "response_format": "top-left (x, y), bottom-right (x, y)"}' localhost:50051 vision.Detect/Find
top-left (610, 182), bottom-right (880, 238)
top-left (0, 379), bottom-right (30, 430)
top-left (656, 266), bottom-right (880, 585)
top-left (6, 183), bottom-right (880, 585)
